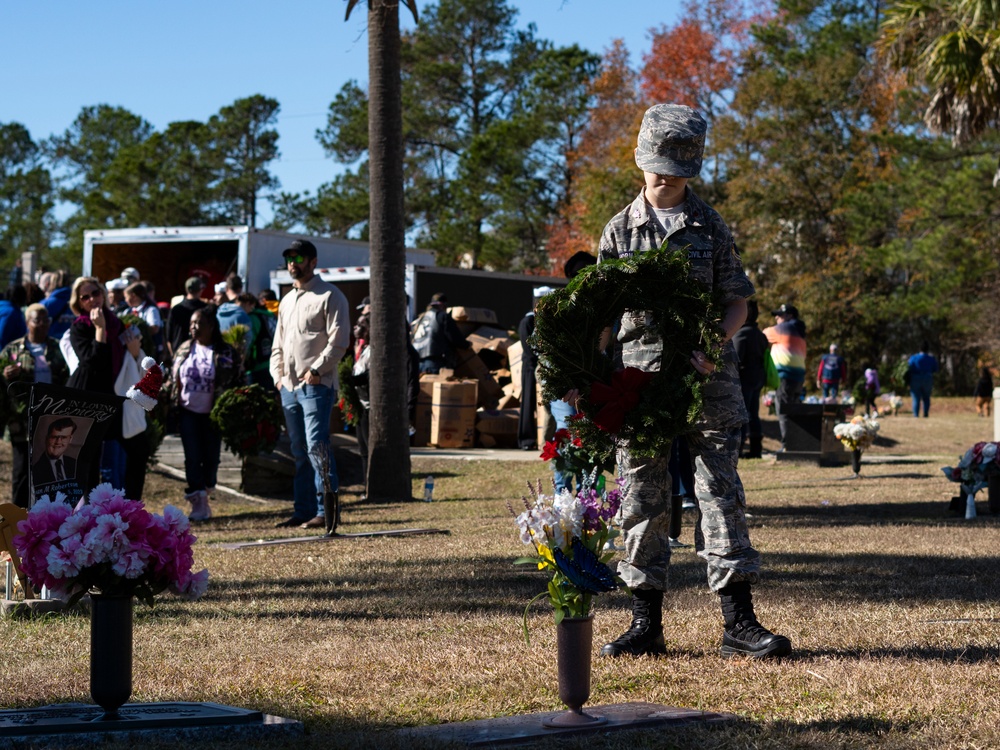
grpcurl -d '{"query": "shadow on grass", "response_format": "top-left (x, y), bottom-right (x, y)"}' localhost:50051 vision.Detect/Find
top-left (794, 644), bottom-right (1000, 663)
top-left (863, 457), bottom-right (937, 465)
top-left (843, 472), bottom-right (931, 480)
top-left (150, 555), bottom-right (700, 621)
top-left (264, 709), bottom-right (913, 750)
top-left (765, 549), bottom-right (1000, 604)
top-left (747, 473), bottom-right (937, 493)
top-left (409, 471), bottom-right (462, 481)
top-left (745, 498), bottom-right (993, 525)
top-left (873, 434), bottom-right (900, 448)
top-left (159, 540), bottom-right (1000, 622)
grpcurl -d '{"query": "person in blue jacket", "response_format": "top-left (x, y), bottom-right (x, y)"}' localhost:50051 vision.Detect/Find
top-left (907, 342), bottom-right (940, 418)
top-left (0, 288), bottom-right (27, 349)
top-left (40, 270), bottom-right (76, 339)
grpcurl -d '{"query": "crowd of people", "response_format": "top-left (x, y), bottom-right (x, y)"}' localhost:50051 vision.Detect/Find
top-left (0, 261), bottom-right (290, 519)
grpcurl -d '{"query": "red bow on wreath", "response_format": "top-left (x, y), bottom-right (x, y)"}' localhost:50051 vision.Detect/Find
top-left (588, 367), bottom-right (655, 434)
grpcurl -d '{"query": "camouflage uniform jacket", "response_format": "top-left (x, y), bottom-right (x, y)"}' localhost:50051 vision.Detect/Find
top-left (0, 336), bottom-right (70, 443)
top-left (598, 187), bottom-right (755, 430)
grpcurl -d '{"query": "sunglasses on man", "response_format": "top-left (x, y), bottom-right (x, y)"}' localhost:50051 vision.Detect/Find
top-left (284, 254), bottom-right (308, 264)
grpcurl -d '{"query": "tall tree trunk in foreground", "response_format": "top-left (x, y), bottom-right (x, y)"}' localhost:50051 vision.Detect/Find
top-left (364, 0), bottom-right (412, 501)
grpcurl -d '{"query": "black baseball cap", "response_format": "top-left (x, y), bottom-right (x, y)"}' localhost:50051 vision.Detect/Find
top-left (772, 303), bottom-right (799, 318)
top-left (282, 239), bottom-right (317, 259)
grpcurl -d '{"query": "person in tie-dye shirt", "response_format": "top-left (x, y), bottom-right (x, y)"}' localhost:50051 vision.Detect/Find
top-left (762, 304), bottom-right (807, 451)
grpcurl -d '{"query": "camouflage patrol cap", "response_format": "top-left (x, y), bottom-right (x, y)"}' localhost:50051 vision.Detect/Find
top-left (634, 104), bottom-right (707, 177)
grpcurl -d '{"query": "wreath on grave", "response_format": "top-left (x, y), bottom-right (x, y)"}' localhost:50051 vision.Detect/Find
top-left (210, 383), bottom-right (284, 458)
top-left (531, 243), bottom-right (725, 459)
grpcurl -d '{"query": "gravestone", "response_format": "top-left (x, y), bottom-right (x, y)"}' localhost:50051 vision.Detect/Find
top-left (0, 702), bottom-right (301, 745)
top-left (776, 403), bottom-right (848, 466)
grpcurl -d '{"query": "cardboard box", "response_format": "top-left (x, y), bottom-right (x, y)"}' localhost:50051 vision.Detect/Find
top-left (413, 373), bottom-right (451, 447)
top-left (467, 326), bottom-right (514, 371)
top-left (455, 321), bottom-right (479, 337)
top-left (476, 347), bottom-right (506, 372)
top-left (449, 306), bottom-right (499, 326)
top-left (468, 326), bottom-right (514, 353)
top-left (475, 408), bottom-right (520, 448)
top-left (454, 348), bottom-right (502, 408)
top-left (431, 380), bottom-right (478, 448)
top-left (476, 408), bottom-right (520, 435)
top-left (497, 393), bottom-right (520, 410)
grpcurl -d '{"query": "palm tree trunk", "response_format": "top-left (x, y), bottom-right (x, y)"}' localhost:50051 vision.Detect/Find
top-left (365, 0), bottom-right (413, 501)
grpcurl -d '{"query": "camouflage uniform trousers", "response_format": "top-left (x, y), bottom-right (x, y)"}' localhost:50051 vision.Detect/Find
top-left (615, 422), bottom-right (761, 593)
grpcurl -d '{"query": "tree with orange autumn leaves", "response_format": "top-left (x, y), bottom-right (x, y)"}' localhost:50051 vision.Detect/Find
top-left (544, 39), bottom-right (644, 274)
top-left (545, 0), bottom-right (761, 273)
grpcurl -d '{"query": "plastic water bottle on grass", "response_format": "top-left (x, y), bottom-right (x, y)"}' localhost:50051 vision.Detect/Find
top-left (424, 475), bottom-right (434, 502)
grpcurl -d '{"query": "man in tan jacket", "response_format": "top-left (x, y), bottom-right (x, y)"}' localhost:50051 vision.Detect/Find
top-left (270, 240), bottom-right (351, 529)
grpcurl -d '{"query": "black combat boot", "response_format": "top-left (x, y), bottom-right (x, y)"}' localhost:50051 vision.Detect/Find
top-left (747, 436), bottom-right (763, 459)
top-left (599, 588), bottom-right (667, 657)
top-left (719, 581), bottom-right (792, 659)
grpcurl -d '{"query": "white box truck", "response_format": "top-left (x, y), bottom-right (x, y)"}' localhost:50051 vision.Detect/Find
top-left (82, 225), bottom-right (566, 330)
top-left (82, 226), bottom-right (434, 302)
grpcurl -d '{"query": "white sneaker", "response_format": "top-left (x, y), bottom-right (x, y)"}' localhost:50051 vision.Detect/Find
top-left (188, 490), bottom-right (212, 521)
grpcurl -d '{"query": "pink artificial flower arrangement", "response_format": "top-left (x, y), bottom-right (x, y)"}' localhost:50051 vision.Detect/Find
top-left (13, 483), bottom-right (209, 606)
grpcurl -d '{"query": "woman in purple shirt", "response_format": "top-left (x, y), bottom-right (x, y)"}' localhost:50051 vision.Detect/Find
top-left (170, 308), bottom-right (239, 520)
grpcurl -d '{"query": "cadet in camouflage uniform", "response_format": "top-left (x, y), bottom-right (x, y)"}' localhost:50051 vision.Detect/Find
top-left (595, 104), bottom-right (791, 660)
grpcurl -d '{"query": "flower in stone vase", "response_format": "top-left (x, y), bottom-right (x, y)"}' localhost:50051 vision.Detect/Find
top-left (833, 415), bottom-right (880, 452)
top-left (942, 441), bottom-right (1000, 493)
top-left (510, 474), bottom-right (624, 641)
top-left (13, 484), bottom-right (209, 606)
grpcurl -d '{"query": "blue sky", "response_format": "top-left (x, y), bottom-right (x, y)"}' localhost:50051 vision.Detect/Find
top-left (3, 0), bottom-right (682, 224)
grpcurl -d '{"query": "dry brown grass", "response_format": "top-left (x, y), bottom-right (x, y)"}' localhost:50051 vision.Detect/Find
top-left (1, 397), bottom-right (998, 749)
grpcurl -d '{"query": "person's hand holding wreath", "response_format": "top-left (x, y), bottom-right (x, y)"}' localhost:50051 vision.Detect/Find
top-left (531, 243), bottom-right (725, 460)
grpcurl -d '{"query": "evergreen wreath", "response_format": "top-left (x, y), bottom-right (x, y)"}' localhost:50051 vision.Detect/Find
top-left (337, 354), bottom-right (362, 428)
top-left (210, 383), bottom-right (284, 458)
top-left (532, 243), bottom-right (725, 459)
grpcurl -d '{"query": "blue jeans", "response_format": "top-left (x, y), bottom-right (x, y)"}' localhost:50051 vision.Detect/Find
top-left (178, 407), bottom-right (221, 492)
top-left (280, 385), bottom-right (337, 519)
top-left (822, 383), bottom-right (840, 399)
top-left (910, 375), bottom-right (933, 417)
top-left (549, 399), bottom-right (577, 492)
top-left (100, 440), bottom-right (127, 490)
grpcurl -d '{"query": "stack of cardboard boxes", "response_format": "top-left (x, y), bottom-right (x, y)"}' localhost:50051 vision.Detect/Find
top-left (413, 306), bottom-right (526, 449)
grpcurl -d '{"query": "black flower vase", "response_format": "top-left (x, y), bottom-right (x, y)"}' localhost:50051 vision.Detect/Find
top-left (542, 614), bottom-right (607, 728)
top-left (322, 490), bottom-right (339, 537)
top-left (90, 593), bottom-right (133, 721)
top-left (851, 449), bottom-right (862, 476)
